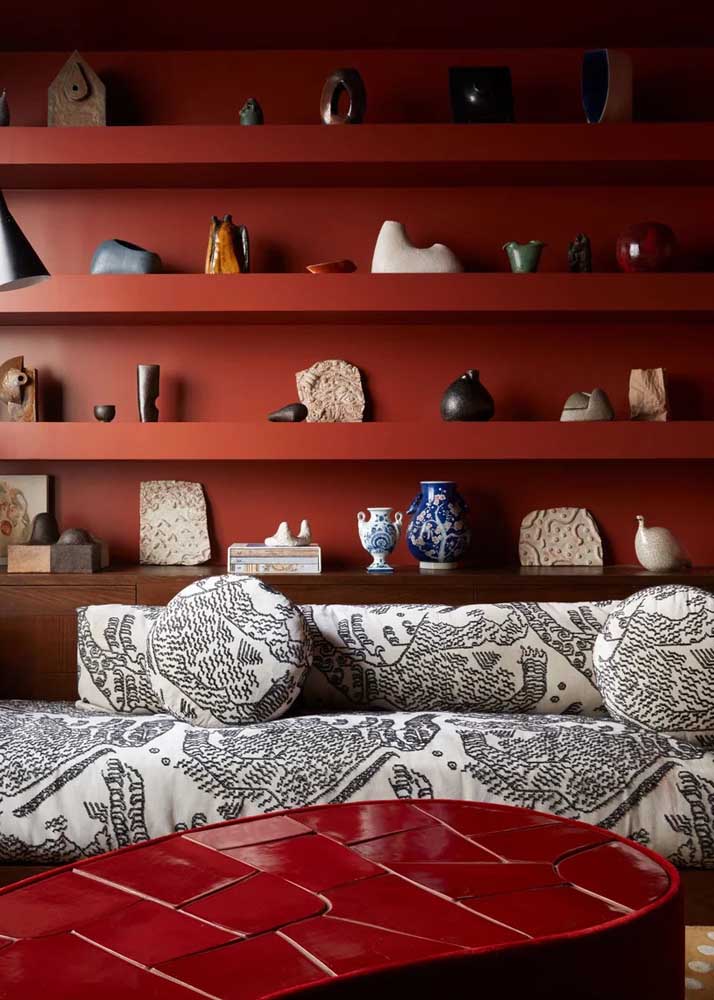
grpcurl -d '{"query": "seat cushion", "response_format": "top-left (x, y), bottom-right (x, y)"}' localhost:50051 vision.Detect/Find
top-left (302, 601), bottom-right (616, 715)
top-left (1, 699), bottom-right (713, 869)
top-left (594, 585), bottom-right (714, 744)
top-left (146, 575), bottom-right (311, 727)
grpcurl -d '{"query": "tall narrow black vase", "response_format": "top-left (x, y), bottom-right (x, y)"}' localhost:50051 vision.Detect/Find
top-left (137, 364), bottom-right (160, 422)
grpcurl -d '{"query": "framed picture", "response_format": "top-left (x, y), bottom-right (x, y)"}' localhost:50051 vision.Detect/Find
top-left (0, 475), bottom-right (50, 565)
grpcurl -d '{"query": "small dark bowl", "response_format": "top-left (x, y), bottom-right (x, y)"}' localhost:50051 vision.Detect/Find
top-left (94, 404), bottom-right (116, 423)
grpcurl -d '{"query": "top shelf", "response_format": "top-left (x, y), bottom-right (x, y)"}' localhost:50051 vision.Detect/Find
top-left (2, 124), bottom-right (714, 189)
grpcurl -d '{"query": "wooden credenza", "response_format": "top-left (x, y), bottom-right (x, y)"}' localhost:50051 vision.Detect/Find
top-left (2, 564), bottom-right (713, 701)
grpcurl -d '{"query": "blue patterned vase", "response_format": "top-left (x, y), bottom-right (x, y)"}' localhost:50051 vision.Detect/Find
top-left (357, 507), bottom-right (403, 573)
top-left (406, 481), bottom-right (470, 570)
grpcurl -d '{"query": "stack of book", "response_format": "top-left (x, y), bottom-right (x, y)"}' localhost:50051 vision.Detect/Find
top-left (227, 543), bottom-right (322, 575)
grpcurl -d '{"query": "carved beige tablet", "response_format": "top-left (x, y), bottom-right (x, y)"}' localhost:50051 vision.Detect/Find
top-left (519, 507), bottom-right (603, 566)
top-left (296, 359), bottom-right (365, 422)
top-left (140, 480), bottom-right (211, 566)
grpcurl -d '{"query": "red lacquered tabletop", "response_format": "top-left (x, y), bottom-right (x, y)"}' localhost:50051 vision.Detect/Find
top-left (0, 801), bottom-right (684, 1000)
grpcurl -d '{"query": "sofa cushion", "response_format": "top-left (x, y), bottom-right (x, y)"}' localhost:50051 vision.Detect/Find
top-left (301, 601), bottom-right (616, 715)
top-left (593, 585), bottom-right (714, 744)
top-left (146, 575), bottom-right (311, 727)
top-left (1, 699), bottom-right (713, 868)
top-left (77, 604), bottom-right (163, 714)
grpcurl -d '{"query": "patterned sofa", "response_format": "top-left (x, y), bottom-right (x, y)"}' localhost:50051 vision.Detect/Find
top-left (2, 592), bottom-right (714, 870)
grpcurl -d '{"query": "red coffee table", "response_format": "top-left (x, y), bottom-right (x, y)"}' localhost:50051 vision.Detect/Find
top-left (0, 800), bottom-right (683, 999)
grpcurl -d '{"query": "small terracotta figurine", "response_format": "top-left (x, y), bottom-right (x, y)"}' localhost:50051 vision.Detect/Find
top-left (0, 355), bottom-right (37, 422)
top-left (205, 215), bottom-right (250, 274)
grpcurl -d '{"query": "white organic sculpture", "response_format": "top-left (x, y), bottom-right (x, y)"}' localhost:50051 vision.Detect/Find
top-left (265, 520), bottom-right (312, 547)
top-left (371, 220), bottom-right (463, 274)
top-left (635, 515), bottom-right (689, 571)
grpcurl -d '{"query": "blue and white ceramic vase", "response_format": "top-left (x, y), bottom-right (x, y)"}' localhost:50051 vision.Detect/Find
top-left (357, 507), bottom-right (403, 573)
top-left (407, 481), bottom-right (470, 570)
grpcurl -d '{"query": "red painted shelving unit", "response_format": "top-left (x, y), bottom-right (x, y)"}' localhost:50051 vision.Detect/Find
top-left (0, 273), bottom-right (712, 325)
top-left (3, 421), bottom-right (712, 461)
top-left (1, 124), bottom-right (713, 188)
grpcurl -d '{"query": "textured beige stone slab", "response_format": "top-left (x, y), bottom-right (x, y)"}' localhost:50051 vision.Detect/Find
top-left (629, 367), bottom-right (669, 421)
top-left (296, 359), bottom-right (365, 422)
top-left (140, 480), bottom-right (211, 566)
top-left (519, 507), bottom-right (603, 566)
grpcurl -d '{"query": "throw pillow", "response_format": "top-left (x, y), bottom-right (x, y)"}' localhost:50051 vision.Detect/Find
top-left (301, 600), bottom-right (616, 715)
top-left (147, 575), bottom-right (311, 727)
top-left (77, 604), bottom-right (163, 714)
top-left (593, 585), bottom-right (714, 743)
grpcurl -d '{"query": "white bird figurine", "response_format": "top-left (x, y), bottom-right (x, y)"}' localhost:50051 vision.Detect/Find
top-left (634, 515), bottom-right (690, 572)
top-left (264, 519), bottom-right (312, 547)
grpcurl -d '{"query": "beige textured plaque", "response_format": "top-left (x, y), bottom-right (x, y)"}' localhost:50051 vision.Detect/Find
top-left (296, 359), bottom-right (365, 422)
top-left (519, 507), bottom-right (603, 567)
top-left (140, 480), bottom-right (211, 566)
top-left (629, 368), bottom-right (668, 421)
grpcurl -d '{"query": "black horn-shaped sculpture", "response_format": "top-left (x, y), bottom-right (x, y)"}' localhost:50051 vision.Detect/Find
top-left (0, 190), bottom-right (49, 288)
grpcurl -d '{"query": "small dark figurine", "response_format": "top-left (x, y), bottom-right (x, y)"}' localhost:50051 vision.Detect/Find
top-left (568, 233), bottom-right (592, 273)
top-left (268, 403), bottom-right (308, 422)
top-left (205, 215), bottom-right (250, 274)
top-left (449, 67), bottom-right (514, 123)
top-left (320, 68), bottom-right (366, 124)
top-left (29, 513), bottom-right (60, 545)
top-left (93, 404), bottom-right (116, 422)
top-left (440, 370), bottom-right (495, 422)
top-left (0, 90), bottom-right (9, 126)
top-left (137, 364), bottom-right (160, 422)
top-left (239, 98), bottom-right (264, 125)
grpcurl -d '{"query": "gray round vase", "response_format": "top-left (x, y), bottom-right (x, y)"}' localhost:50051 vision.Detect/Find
top-left (90, 240), bottom-right (162, 275)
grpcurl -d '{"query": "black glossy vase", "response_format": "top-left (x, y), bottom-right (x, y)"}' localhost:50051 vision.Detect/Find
top-left (449, 67), bottom-right (514, 123)
top-left (440, 369), bottom-right (495, 421)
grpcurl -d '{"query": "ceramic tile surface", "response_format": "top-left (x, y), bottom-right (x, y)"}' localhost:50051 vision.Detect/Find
top-left (0, 801), bottom-right (676, 999)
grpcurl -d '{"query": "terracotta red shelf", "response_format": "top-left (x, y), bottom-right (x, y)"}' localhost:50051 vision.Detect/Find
top-left (1, 273), bottom-right (713, 325)
top-left (2, 421), bottom-right (712, 461)
top-left (1, 124), bottom-right (714, 188)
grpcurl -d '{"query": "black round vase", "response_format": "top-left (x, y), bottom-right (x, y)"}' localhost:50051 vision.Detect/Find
top-left (440, 369), bottom-right (494, 421)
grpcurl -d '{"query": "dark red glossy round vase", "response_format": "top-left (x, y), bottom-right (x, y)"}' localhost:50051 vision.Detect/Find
top-left (616, 222), bottom-right (676, 272)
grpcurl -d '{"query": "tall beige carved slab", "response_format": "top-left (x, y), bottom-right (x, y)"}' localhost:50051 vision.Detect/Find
top-left (296, 359), bottom-right (365, 422)
top-left (519, 507), bottom-right (603, 566)
top-left (140, 481), bottom-right (211, 566)
top-left (629, 368), bottom-right (669, 421)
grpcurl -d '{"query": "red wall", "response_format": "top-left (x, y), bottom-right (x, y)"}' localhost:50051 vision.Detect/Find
top-left (1, 48), bottom-right (713, 569)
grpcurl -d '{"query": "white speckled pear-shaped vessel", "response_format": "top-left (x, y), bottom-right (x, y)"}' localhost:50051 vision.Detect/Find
top-left (634, 515), bottom-right (690, 571)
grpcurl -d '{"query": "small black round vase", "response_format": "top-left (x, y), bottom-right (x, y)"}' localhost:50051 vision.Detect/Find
top-left (440, 369), bottom-right (495, 421)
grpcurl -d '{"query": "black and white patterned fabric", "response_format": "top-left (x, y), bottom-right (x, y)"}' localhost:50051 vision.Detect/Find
top-left (301, 601), bottom-right (617, 715)
top-left (594, 585), bottom-right (714, 745)
top-left (77, 604), bottom-right (163, 714)
top-left (1, 699), bottom-right (714, 868)
top-left (146, 576), bottom-right (311, 728)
